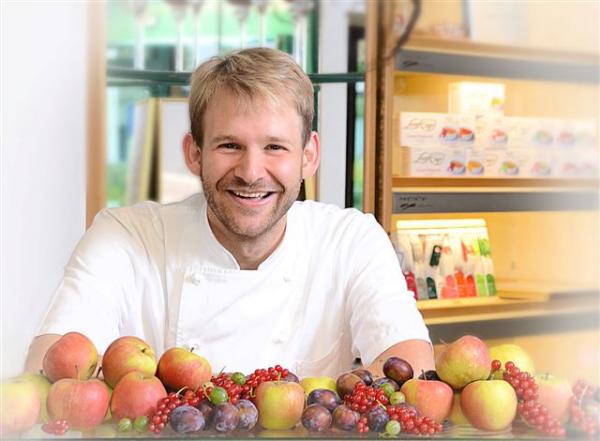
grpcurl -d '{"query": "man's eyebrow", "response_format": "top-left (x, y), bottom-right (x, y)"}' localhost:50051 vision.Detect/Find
top-left (209, 135), bottom-right (236, 144)
top-left (266, 136), bottom-right (293, 144)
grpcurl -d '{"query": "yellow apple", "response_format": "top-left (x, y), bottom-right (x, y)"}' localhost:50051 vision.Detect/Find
top-left (255, 381), bottom-right (305, 430)
top-left (19, 372), bottom-right (51, 423)
top-left (489, 344), bottom-right (535, 379)
top-left (461, 380), bottom-right (517, 431)
top-left (0, 377), bottom-right (41, 435)
top-left (299, 376), bottom-right (337, 396)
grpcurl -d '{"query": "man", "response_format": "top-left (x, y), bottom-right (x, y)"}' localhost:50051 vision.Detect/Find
top-left (27, 48), bottom-right (433, 378)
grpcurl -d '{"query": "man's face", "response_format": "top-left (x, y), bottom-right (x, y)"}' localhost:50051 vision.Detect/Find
top-left (196, 89), bottom-right (315, 240)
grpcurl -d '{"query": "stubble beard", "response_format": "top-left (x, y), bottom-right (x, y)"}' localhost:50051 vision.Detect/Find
top-left (201, 174), bottom-right (301, 241)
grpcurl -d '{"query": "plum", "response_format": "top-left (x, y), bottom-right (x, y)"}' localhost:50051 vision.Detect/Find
top-left (366, 406), bottom-right (389, 432)
top-left (418, 370), bottom-right (440, 381)
top-left (195, 399), bottom-right (214, 426)
top-left (301, 404), bottom-right (332, 432)
top-left (236, 399), bottom-right (258, 430)
top-left (306, 388), bottom-right (341, 412)
top-left (336, 372), bottom-right (364, 399)
top-left (351, 369), bottom-right (374, 386)
top-left (169, 405), bottom-right (205, 433)
top-left (332, 404), bottom-right (360, 431)
top-left (372, 377), bottom-right (400, 391)
top-left (284, 371), bottom-right (300, 383)
top-left (212, 402), bottom-right (240, 433)
top-left (383, 357), bottom-right (413, 386)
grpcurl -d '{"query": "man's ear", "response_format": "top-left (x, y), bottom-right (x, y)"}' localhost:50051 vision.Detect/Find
top-left (183, 132), bottom-right (201, 176)
top-left (301, 131), bottom-right (320, 179)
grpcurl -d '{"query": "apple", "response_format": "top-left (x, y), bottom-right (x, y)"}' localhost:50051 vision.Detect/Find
top-left (0, 377), bottom-right (41, 435)
top-left (47, 378), bottom-right (110, 430)
top-left (299, 376), bottom-right (337, 396)
top-left (461, 380), bottom-right (517, 431)
top-left (42, 332), bottom-right (98, 382)
top-left (448, 392), bottom-right (470, 426)
top-left (110, 371), bottom-right (167, 420)
top-left (255, 381), bottom-right (305, 430)
top-left (436, 335), bottom-right (491, 389)
top-left (19, 372), bottom-right (51, 423)
top-left (156, 347), bottom-right (212, 392)
top-left (102, 336), bottom-right (157, 388)
top-left (400, 378), bottom-right (453, 423)
top-left (535, 374), bottom-right (573, 422)
top-left (489, 344), bottom-right (535, 378)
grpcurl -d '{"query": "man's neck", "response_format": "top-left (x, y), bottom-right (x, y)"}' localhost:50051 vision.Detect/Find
top-left (206, 211), bottom-right (287, 270)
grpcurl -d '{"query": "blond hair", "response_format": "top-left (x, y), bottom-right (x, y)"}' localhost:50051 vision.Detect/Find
top-left (189, 47), bottom-right (314, 147)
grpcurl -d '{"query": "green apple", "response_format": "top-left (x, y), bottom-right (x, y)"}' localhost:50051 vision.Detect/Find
top-left (102, 336), bottom-right (157, 388)
top-left (535, 373), bottom-right (573, 422)
top-left (400, 378), bottom-right (453, 423)
top-left (299, 376), bottom-right (337, 396)
top-left (255, 381), bottom-right (305, 430)
top-left (448, 392), bottom-right (470, 426)
top-left (436, 335), bottom-right (491, 389)
top-left (461, 380), bottom-right (517, 431)
top-left (42, 332), bottom-right (98, 382)
top-left (489, 344), bottom-right (535, 379)
top-left (19, 372), bottom-right (51, 423)
top-left (0, 377), bottom-right (41, 434)
top-left (156, 347), bottom-right (212, 391)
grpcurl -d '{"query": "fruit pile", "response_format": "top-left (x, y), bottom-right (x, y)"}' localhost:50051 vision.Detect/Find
top-left (1, 331), bottom-right (598, 439)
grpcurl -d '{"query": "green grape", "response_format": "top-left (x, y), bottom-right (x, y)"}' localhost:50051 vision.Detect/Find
top-left (209, 386), bottom-right (229, 405)
top-left (385, 420), bottom-right (401, 436)
top-left (381, 383), bottom-right (395, 398)
top-left (117, 417), bottom-right (132, 432)
top-left (389, 391), bottom-right (406, 405)
top-left (133, 415), bottom-right (149, 432)
top-left (231, 372), bottom-right (246, 386)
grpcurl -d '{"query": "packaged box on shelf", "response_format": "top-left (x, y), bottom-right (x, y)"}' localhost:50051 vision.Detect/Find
top-left (484, 147), bottom-right (530, 177)
top-left (448, 81), bottom-right (505, 117)
top-left (399, 145), bottom-right (468, 177)
top-left (465, 147), bottom-right (486, 176)
top-left (475, 115), bottom-right (509, 149)
top-left (400, 112), bottom-right (476, 148)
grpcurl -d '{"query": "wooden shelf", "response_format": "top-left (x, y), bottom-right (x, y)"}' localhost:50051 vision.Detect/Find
top-left (396, 36), bottom-right (599, 83)
top-left (392, 177), bottom-right (599, 190)
top-left (417, 289), bottom-right (598, 325)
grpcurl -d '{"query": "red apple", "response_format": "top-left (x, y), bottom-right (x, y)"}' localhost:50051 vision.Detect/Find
top-left (156, 347), bottom-right (211, 391)
top-left (0, 377), bottom-right (41, 435)
top-left (255, 381), bottom-right (305, 430)
top-left (436, 335), bottom-right (491, 390)
top-left (47, 378), bottom-right (110, 430)
top-left (110, 371), bottom-right (167, 420)
top-left (102, 336), bottom-right (157, 388)
top-left (461, 380), bottom-right (517, 431)
top-left (400, 378), bottom-right (453, 423)
top-left (42, 332), bottom-right (98, 382)
top-left (535, 374), bottom-right (573, 422)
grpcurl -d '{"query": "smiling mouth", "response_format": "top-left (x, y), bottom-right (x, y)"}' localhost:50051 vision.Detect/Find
top-left (228, 190), bottom-right (274, 200)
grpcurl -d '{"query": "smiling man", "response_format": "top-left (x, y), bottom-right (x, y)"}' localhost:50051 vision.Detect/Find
top-left (26, 48), bottom-right (433, 379)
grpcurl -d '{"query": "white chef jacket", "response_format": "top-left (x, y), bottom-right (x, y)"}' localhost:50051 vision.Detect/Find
top-left (38, 193), bottom-right (430, 378)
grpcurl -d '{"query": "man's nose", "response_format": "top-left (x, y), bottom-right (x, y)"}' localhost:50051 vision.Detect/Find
top-left (233, 148), bottom-right (266, 184)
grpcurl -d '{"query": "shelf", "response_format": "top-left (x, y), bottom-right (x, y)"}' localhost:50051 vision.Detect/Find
top-left (417, 289), bottom-right (598, 326)
top-left (395, 36), bottom-right (599, 83)
top-left (392, 177), bottom-right (599, 190)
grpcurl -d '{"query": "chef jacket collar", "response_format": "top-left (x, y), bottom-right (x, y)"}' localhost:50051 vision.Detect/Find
top-left (199, 198), bottom-right (294, 272)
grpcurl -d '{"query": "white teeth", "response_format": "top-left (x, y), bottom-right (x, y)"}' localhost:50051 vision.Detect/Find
top-left (232, 191), bottom-right (268, 199)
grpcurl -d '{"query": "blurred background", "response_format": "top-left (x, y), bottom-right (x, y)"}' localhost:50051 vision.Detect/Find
top-left (1, 0), bottom-right (598, 380)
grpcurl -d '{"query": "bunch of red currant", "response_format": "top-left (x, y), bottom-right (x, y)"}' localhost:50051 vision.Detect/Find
top-left (492, 360), bottom-right (565, 438)
top-left (199, 372), bottom-right (244, 404)
top-left (569, 380), bottom-right (598, 437)
top-left (240, 365), bottom-right (289, 401)
top-left (344, 382), bottom-right (388, 413)
top-left (41, 419), bottom-right (69, 436)
top-left (148, 390), bottom-right (197, 434)
top-left (387, 404), bottom-right (444, 436)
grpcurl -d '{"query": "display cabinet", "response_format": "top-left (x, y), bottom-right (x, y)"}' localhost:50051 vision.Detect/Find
top-left (365, 1), bottom-right (599, 382)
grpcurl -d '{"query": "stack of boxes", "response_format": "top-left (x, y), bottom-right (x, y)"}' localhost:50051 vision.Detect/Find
top-left (399, 82), bottom-right (598, 178)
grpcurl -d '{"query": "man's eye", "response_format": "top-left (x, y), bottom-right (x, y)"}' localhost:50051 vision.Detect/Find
top-left (219, 143), bottom-right (239, 149)
top-left (266, 144), bottom-right (286, 151)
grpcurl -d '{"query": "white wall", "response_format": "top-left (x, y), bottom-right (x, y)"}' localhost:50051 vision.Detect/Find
top-left (1, 2), bottom-right (88, 378)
